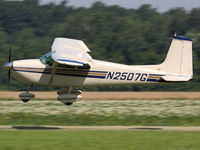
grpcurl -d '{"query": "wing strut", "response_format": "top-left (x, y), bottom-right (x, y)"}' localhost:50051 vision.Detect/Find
top-left (48, 62), bottom-right (58, 84)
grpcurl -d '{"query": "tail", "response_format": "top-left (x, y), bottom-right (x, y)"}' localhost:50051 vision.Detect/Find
top-left (159, 35), bottom-right (193, 81)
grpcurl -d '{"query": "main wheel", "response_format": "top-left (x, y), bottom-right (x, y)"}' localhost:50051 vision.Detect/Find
top-left (64, 102), bottom-right (73, 105)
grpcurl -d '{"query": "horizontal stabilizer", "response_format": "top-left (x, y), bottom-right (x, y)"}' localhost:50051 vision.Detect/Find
top-left (161, 75), bottom-right (192, 82)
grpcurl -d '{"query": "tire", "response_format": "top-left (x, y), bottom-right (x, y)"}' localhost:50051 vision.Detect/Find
top-left (21, 99), bottom-right (29, 103)
top-left (64, 102), bottom-right (73, 106)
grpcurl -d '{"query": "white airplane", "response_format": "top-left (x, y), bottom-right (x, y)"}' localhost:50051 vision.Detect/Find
top-left (4, 34), bottom-right (193, 105)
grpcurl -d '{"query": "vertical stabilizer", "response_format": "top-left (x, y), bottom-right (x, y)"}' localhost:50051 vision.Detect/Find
top-left (160, 35), bottom-right (193, 78)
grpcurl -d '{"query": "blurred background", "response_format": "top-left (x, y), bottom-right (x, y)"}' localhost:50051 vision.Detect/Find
top-left (1, 0), bottom-right (200, 91)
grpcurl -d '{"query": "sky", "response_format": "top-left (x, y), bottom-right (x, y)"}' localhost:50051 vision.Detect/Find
top-left (39, 0), bottom-right (200, 12)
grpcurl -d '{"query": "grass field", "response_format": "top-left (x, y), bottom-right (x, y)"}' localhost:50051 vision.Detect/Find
top-left (1, 100), bottom-right (200, 126)
top-left (1, 99), bottom-right (200, 150)
top-left (0, 130), bottom-right (200, 150)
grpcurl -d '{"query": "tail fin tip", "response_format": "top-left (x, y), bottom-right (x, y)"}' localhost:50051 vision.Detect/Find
top-left (173, 35), bottom-right (192, 41)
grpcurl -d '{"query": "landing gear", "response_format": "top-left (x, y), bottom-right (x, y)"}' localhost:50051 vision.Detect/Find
top-left (19, 92), bottom-right (35, 103)
top-left (57, 86), bottom-right (82, 106)
top-left (19, 85), bottom-right (35, 103)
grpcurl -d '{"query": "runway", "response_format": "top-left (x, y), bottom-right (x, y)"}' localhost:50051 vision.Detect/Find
top-left (2, 91), bottom-right (200, 100)
top-left (1, 125), bottom-right (200, 131)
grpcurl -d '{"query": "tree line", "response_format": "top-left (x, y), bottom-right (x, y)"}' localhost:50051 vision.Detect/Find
top-left (0, 0), bottom-right (200, 91)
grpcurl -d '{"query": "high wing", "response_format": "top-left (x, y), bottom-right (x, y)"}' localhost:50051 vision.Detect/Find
top-left (51, 38), bottom-right (92, 66)
top-left (48, 38), bottom-right (92, 84)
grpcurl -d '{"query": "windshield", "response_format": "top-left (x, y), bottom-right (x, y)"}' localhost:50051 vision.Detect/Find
top-left (40, 52), bottom-right (54, 65)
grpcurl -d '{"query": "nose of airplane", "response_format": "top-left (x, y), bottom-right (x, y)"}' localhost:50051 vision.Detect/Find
top-left (4, 62), bottom-right (13, 70)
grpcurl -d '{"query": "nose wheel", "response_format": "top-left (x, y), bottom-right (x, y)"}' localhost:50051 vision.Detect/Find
top-left (19, 92), bottom-right (35, 103)
top-left (19, 85), bottom-right (35, 103)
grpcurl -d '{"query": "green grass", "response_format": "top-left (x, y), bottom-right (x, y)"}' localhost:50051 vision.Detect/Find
top-left (1, 113), bottom-right (200, 126)
top-left (0, 130), bottom-right (200, 150)
top-left (1, 100), bottom-right (200, 126)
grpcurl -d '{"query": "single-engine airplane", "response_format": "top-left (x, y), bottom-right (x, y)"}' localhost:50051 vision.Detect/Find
top-left (4, 34), bottom-right (193, 105)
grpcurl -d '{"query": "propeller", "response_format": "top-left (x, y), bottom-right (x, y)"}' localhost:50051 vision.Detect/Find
top-left (4, 45), bottom-right (13, 87)
top-left (8, 45), bottom-right (11, 62)
top-left (8, 69), bottom-right (11, 86)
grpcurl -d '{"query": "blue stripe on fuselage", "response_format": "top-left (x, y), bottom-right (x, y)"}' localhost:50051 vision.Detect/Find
top-left (14, 69), bottom-right (106, 79)
top-left (147, 79), bottom-right (161, 82)
top-left (149, 74), bottom-right (165, 76)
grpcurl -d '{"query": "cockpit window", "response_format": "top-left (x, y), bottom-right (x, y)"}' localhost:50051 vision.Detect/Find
top-left (40, 52), bottom-right (54, 65)
top-left (40, 51), bottom-right (90, 69)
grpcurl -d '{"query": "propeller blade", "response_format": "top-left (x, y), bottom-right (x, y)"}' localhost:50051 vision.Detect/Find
top-left (8, 45), bottom-right (11, 62)
top-left (7, 44), bottom-right (12, 87)
top-left (8, 69), bottom-right (11, 87)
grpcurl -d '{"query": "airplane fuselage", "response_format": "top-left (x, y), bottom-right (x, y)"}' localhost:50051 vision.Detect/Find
top-left (12, 59), bottom-right (166, 87)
